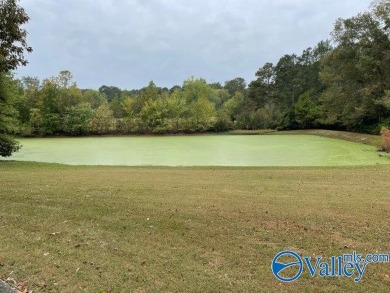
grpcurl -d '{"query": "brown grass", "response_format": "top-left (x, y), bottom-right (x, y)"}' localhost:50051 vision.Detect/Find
top-left (380, 127), bottom-right (390, 152)
top-left (1, 162), bottom-right (390, 292)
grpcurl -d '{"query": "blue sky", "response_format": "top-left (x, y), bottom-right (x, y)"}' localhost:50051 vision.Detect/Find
top-left (17, 0), bottom-right (371, 89)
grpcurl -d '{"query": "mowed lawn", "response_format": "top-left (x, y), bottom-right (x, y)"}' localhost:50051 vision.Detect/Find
top-left (1, 162), bottom-right (390, 292)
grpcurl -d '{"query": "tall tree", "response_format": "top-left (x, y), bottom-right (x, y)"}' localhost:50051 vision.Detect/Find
top-left (0, 0), bottom-right (32, 71)
top-left (0, 0), bottom-right (32, 156)
top-left (91, 104), bottom-right (115, 135)
top-left (248, 62), bottom-right (276, 109)
top-left (188, 96), bottom-right (216, 131)
top-left (182, 78), bottom-right (217, 104)
top-left (224, 77), bottom-right (247, 97)
top-left (165, 90), bottom-right (185, 132)
top-left (0, 74), bottom-right (20, 156)
top-left (63, 103), bottom-right (93, 136)
top-left (320, 0), bottom-right (390, 132)
top-left (98, 85), bottom-right (121, 103)
top-left (39, 79), bottom-right (62, 135)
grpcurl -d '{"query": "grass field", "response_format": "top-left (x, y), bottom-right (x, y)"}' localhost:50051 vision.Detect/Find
top-left (2, 134), bottom-right (389, 166)
top-left (1, 161), bottom-right (390, 292)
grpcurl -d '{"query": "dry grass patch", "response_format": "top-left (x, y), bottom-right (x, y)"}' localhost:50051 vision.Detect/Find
top-left (0, 162), bottom-right (390, 292)
top-left (380, 127), bottom-right (390, 152)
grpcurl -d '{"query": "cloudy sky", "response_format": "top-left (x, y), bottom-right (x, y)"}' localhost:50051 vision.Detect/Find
top-left (17, 0), bottom-right (370, 90)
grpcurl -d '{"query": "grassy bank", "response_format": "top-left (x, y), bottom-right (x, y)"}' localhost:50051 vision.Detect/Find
top-left (273, 129), bottom-right (383, 147)
top-left (227, 129), bottom-right (382, 147)
top-left (1, 162), bottom-right (390, 292)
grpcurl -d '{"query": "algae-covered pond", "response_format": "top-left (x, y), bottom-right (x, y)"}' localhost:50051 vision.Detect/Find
top-left (2, 135), bottom-right (389, 166)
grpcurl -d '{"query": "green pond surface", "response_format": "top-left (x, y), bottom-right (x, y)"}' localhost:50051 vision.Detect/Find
top-left (2, 135), bottom-right (389, 166)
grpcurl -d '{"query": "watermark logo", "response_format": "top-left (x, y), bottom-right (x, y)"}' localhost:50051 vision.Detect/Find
top-left (271, 250), bottom-right (389, 283)
top-left (271, 250), bottom-right (303, 282)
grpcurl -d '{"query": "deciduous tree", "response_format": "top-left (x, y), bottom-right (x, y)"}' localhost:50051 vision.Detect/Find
top-left (0, 0), bottom-right (32, 156)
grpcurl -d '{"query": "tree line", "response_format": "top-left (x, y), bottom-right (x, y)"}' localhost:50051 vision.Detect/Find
top-left (1, 0), bottom-right (390, 155)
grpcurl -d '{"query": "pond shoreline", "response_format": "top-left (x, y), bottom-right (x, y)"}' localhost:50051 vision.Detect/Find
top-left (15, 129), bottom-right (382, 147)
top-left (5, 134), bottom-right (389, 167)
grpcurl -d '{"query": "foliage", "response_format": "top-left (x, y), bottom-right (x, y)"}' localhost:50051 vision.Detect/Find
top-left (140, 98), bottom-right (167, 133)
top-left (0, 133), bottom-right (20, 156)
top-left (294, 91), bottom-right (322, 128)
top-left (187, 96), bottom-right (216, 131)
top-left (224, 77), bottom-right (247, 96)
top-left (98, 85), bottom-right (121, 103)
top-left (4, 1), bottom-right (390, 138)
top-left (0, 73), bottom-right (20, 156)
top-left (320, 1), bottom-right (390, 132)
top-left (0, 0), bottom-right (32, 72)
top-left (90, 104), bottom-right (115, 134)
top-left (63, 103), bottom-right (94, 135)
top-left (29, 108), bottom-right (43, 135)
top-left (247, 40), bottom-right (332, 130)
top-left (0, 0), bottom-right (31, 156)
